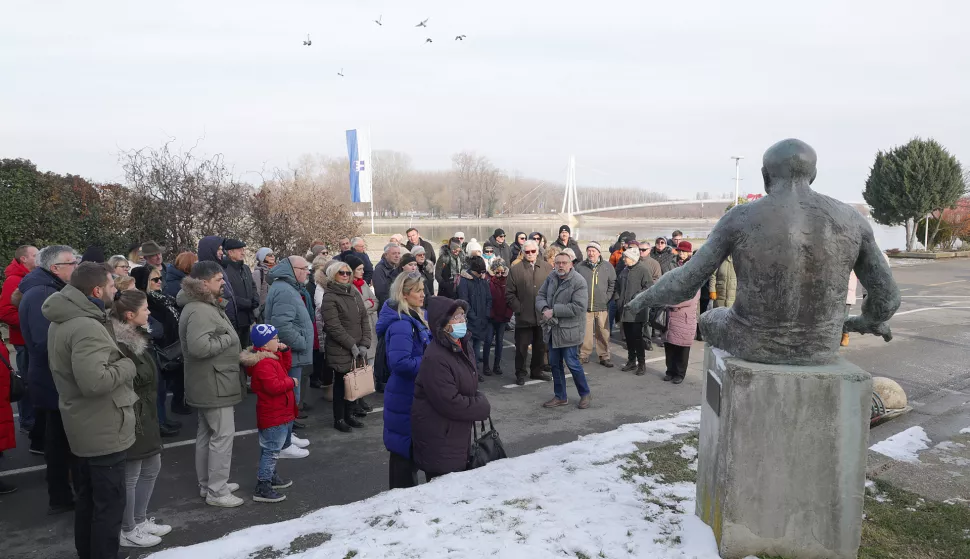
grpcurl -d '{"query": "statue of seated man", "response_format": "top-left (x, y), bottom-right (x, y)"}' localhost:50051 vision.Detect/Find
top-left (628, 138), bottom-right (900, 366)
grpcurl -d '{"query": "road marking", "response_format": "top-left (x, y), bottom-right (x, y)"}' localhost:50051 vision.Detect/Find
top-left (900, 295), bottom-right (970, 298)
top-left (926, 280), bottom-right (968, 287)
top-left (503, 379), bottom-right (545, 389)
top-left (500, 356), bottom-right (666, 389)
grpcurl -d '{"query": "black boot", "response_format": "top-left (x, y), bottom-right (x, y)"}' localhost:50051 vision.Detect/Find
top-left (621, 361), bottom-right (637, 372)
top-left (635, 365), bottom-right (646, 376)
top-left (357, 400), bottom-right (373, 413)
top-left (333, 420), bottom-right (352, 433)
top-left (483, 366), bottom-right (493, 376)
top-left (346, 417), bottom-right (365, 428)
top-left (493, 366), bottom-right (504, 376)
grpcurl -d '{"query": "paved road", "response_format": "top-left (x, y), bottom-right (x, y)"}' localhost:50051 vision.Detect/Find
top-left (1, 258), bottom-right (968, 558)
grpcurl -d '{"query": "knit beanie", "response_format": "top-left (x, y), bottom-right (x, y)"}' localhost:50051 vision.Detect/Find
top-left (251, 324), bottom-right (278, 348)
top-left (561, 248), bottom-right (576, 261)
top-left (255, 247), bottom-right (273, 264)
top-left (466, 239), bottom-right (483, 255)
top-left (342, 254), bottom-right (364, 274)
top-left (130, 266), bottom-right (152, 292)
top-left (559, 224), bottom-right (571, 235)
top-left (623, 247), bottom-right (640, 263)
top-left (585, 241), bottom-right (602, 255)
top-left (397, 253), bottom-right (417, 270)
top-left (410, 245), bottom-right (426, 257)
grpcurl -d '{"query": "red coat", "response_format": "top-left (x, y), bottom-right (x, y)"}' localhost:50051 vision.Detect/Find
top-left (0, 259), bottom-right (29, 346)
top-left (241, 347), bottom-right (298, 430)
top-left (488, 275), bottom-right (513, 322)
top-left (0, 343), bottom-right (16, 452)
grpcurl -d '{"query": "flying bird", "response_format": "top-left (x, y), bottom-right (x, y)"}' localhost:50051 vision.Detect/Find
top-left (455, 35), bottom-right (466, 41)
top-left (425, 38), bottom-right (433, 44)
top-left (374, 15), bottom-right (382, 26)
top-left (337, 68), bottom-right (344, 77)
top-left (415, 18), bottom-right (429, 27)
top-left (303, 34), bottom-right (311, 46)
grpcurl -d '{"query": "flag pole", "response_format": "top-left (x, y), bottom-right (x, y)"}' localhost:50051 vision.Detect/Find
top-left (369, 127), bottom-right (375, 234)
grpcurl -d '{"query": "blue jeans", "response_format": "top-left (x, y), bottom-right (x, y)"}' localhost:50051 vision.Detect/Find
top-left (482, 320), bottom-right (508, 371)
top-left (607, 300), bottom-right (617, 333)
top-left (471, 337), bottom-right (484, 370)
top-left (549, 345), bottom-right (590, 401)
top-left (14, 345), bottom-right (34, 430)
top-left (288, 366), bottom-right (302, 403)
top-left (257, 422), bottom-right (292, 482)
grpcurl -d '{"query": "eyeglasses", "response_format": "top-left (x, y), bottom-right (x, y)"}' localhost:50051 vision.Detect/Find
top-left (54, 260), bottom-right (79, 267)
top-left (524, 249), bottom-right (537, 254)
top-left (150, 277), bottom-right (162, 283)
top-left (337, 270), bottom-right (352, 276)
top-left (293, 266), bottom-right (309, 271)
top-left (115, 264), bottom-right (130, 270)
top-left (656, 241), bottom-right (666, 245)
top-left (517, 236), bottom-right (525, 241)
top-left (449, 313), bottom-right (466, 324)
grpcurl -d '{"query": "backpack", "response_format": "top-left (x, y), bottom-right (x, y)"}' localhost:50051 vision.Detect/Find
top-left (374, 320), bottom-right (417, 393)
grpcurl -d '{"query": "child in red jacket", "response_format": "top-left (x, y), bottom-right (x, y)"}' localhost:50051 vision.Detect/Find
top-left (241, 324), bottom-right (311, 503)
top-left (0, 344), bottom-right (17, 495)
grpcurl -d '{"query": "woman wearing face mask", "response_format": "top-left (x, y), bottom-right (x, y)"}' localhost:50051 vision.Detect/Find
top-left (410, 296), bottom-right (491, 482)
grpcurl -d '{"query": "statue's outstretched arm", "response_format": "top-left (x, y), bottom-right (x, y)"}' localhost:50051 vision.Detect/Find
top-left (844, 224), bottom-right (900, 340)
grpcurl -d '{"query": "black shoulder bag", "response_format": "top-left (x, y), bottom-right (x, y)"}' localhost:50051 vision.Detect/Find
top-left (467, 417), bottom-right (508, 470)
top-left (0, 352), bottom-right (26, 403)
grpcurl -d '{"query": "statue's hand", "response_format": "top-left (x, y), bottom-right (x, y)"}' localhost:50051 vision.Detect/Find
top-left (843, 316), bottom-right (893, 342)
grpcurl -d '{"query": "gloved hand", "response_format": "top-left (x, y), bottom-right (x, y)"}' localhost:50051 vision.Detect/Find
top-left (350, 344), bottom-right (361, 358)
top-left (710, 291), bottom-right (717, 300)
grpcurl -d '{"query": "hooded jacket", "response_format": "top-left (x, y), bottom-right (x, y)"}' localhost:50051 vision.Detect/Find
top-left (376, 301), bottom-right (432, 459)
top-left (321, 281), bottom-right (372, 373)
top-left (264, 257), bottom-right (315, 368)
top-left (198, 236), bottom-right (238, 327)
top-left (223, 256), bottom-right (259, 329)
top-left (18, 267), bottom-right (67, 410)
top-left (576, 258), bottom-right (616, 313)
top-left (509, 232), bottom-right (526, 263)
top-left (241, 346), bottom-right (297, 430)
top-left (535, 269), bottom-right (588, 348)
top-left (457, 270), bottom-right (492, 340)
top-left (483, 235), bottom-right (512, 265)
top-left (177, 276), bottom-right (243, 409)
top-left (163, 265), bottom-right (186, 299)
top-left (506, 258), bottom-right (553, 327)
top-left (709, 255), bottom-right (737, 308)
top-left (649, 246), bottom-right (677, 274)
top-left (111, 319), bottom-right (162, 461)
top-left (44, 285), bottom-right (137, 457)
top-left (0, 259), bottom-right (30, 345)
top-left (411, 297), bottom-right (490, 474)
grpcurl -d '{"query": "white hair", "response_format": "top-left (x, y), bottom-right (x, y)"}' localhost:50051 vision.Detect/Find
top-left (39, 245), bottom-right (75, 271)
top-left (351, 237), bottom-right (365, 246)
top-left (384, 242), bottom-right (401, 254)
top-left (522, 240), bottom-right (539, 251)
top-left (325, 259), bottom-right (352, 281)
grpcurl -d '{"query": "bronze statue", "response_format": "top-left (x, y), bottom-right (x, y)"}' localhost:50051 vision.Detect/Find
top-left (628, 139), bottom-right (900, 366)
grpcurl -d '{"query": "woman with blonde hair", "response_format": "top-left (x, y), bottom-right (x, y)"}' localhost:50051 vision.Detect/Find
top-left (544, 245), bottom-right (562, 268)
top-left (376, 272), bottom-right (432, 488)
top-left (109, 255), bottom-right (131, 277)
top-left (311, 254), bottom-right (335, 401)
top-left (321, 259), bottom-right (372, 432)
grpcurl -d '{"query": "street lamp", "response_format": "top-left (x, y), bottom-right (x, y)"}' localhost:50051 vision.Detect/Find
top-left (731, 156), bottom-right (744, 204)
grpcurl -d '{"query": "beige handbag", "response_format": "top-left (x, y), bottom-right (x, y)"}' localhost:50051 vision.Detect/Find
top-left (344, 356), bottom-right (376, 400)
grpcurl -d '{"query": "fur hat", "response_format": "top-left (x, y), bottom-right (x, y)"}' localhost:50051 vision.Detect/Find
top-left (623, 247), bottom-right (640, 263)
top-left (468, 255), bottom-right (487, 274)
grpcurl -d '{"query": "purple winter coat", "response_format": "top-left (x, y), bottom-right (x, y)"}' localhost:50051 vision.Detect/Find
top-left (664, 290), bottom-right (700, 347)
top-left (411, 296), bottom-right (491, 475)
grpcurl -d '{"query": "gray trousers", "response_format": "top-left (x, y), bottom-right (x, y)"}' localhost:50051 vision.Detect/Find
top-left (123, 454), bottom-right (161, 532)
top-left (196, 407), bottom-right (235, 498)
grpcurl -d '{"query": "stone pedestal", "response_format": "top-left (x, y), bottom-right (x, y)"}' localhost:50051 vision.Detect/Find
top-left (696, 345), bottom-right (871, 559)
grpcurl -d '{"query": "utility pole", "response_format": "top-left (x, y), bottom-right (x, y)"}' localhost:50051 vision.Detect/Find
top-left (731, 156), bottom-right (744, 205)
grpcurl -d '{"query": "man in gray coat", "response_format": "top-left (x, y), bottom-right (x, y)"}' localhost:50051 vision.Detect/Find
top-left (177, 261), bottom-right (244, 508)
top-left (576, 241), bottom-right (616, 367)
top-left (536, 252), bottom-right (591, 410)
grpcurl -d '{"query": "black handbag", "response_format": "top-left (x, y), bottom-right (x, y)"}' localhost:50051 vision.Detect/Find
top-left (467, 417), bottom-right (508, 470)
top-left (0, 352), bottom-right (25, 403)
top-left (155, 340), bottom-right (183, 373)
top-left (649, 307), bottom-right (669, 333)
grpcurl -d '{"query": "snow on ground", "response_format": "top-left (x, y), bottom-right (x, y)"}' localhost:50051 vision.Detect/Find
top-left (149, 408), bottom-right (718, 559)
top-left (960, 427), bottom-right (970, 435)
top-left (870, 426), bottom-right (931, 463)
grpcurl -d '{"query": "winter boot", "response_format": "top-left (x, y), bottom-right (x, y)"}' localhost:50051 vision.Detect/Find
top-left (253, 480), bottom-right (286, 503)
top-left (621, 360), bottom-right (637, 372)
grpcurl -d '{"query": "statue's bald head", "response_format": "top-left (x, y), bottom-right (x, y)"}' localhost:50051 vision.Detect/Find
top-left (762, 138), bottom-right (818, 192)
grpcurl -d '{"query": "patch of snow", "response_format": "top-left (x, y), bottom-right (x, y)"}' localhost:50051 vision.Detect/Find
top-left (870, 426), bottom-right (931, 463)
top-left (960, 427), bottom-right (970, 435)
top-left (679, 444), bottom-right (698, 461)
top-left (149, 408), bottom-right (718, 559)
top-left (933, 441), bottom-right (966, 451)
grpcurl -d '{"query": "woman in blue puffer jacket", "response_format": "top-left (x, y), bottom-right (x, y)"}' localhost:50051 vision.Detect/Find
top-left (375, 272), bottom-right (432, 489)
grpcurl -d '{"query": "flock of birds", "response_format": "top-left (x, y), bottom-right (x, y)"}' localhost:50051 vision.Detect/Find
top-left (302, 15), bottom-right (466, 77)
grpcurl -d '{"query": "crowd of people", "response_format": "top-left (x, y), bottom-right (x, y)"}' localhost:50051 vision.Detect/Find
top-left (0, 224), bottom-right (730, 558)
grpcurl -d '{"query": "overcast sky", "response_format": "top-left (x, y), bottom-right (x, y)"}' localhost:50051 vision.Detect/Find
top-left (3, 0), bottom-right (967, 201)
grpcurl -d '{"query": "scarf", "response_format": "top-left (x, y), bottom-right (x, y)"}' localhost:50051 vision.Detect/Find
top-left (353, 277), bottom-right (365, 294)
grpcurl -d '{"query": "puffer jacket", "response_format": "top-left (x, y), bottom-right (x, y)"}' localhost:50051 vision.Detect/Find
top-left (650, 246), bottom-right (677, 274)
top-left (321, 281), bottom-right (372, 373)
top-left (376, 302), bottom-right (431, 459)
top-left (664, 290), bottom-right (701, 347)
top-left (535, 269), bottom-right (588, 349)
top-left (177, 276), bottom-right (243, 409)
top-left (44, 285), bottom-right (137, 458)
top-left (457, 270), bottom-right (492, 340)
top-left (264, 257), bottom-right (315, 368)
top-left (709, 255), bottom-right (737, 308)
top-left (506, 259), bottom-right (553, 327)
top-left (241, 347), bottom-right (297, 430)
top-left (112, 319), bottom-right (162, 461)
top-left (618, 259), bottom-right (655, 323)
top-left (411, 297), bottom-right (490, 475)
top-left (0, 259), bottom-right (30, 345)
top-left (0, 344), bottom-right (14, 452)
top-left (576, 258), bottom-right (616, 312)
top-left (18, 267), bottom-right (66, 410)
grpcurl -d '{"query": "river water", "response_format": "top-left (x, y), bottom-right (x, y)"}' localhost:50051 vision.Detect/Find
top-left (369, 219), bottom-right (910, 251)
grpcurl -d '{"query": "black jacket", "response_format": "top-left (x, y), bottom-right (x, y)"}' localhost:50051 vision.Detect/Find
top-left (552, 238), bottom-right (582, 264)
top-left (405, 238), bottom-right (437, 265)
top-left (18, 268), bottom-right (66, 410)
top-left (223, 258), bottom-right (259, 328)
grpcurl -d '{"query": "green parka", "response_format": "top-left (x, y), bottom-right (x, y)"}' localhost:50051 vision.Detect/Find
top-left (112, 319), bottom-right (162, 461)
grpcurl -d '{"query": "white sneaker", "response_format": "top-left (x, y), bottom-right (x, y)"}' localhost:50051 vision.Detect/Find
top-left (279, 445), bottom-right (309, 459)
top-left (200, 482), bottom-right (240, 498)
top-left (290, 434), bottom-right (310, 448)
top-left (206, 493), bottom-right (245, 508)
top-left (121, 525), bottom-right (162, 548)
top-left (141, 517), bottom-right (172, 537)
